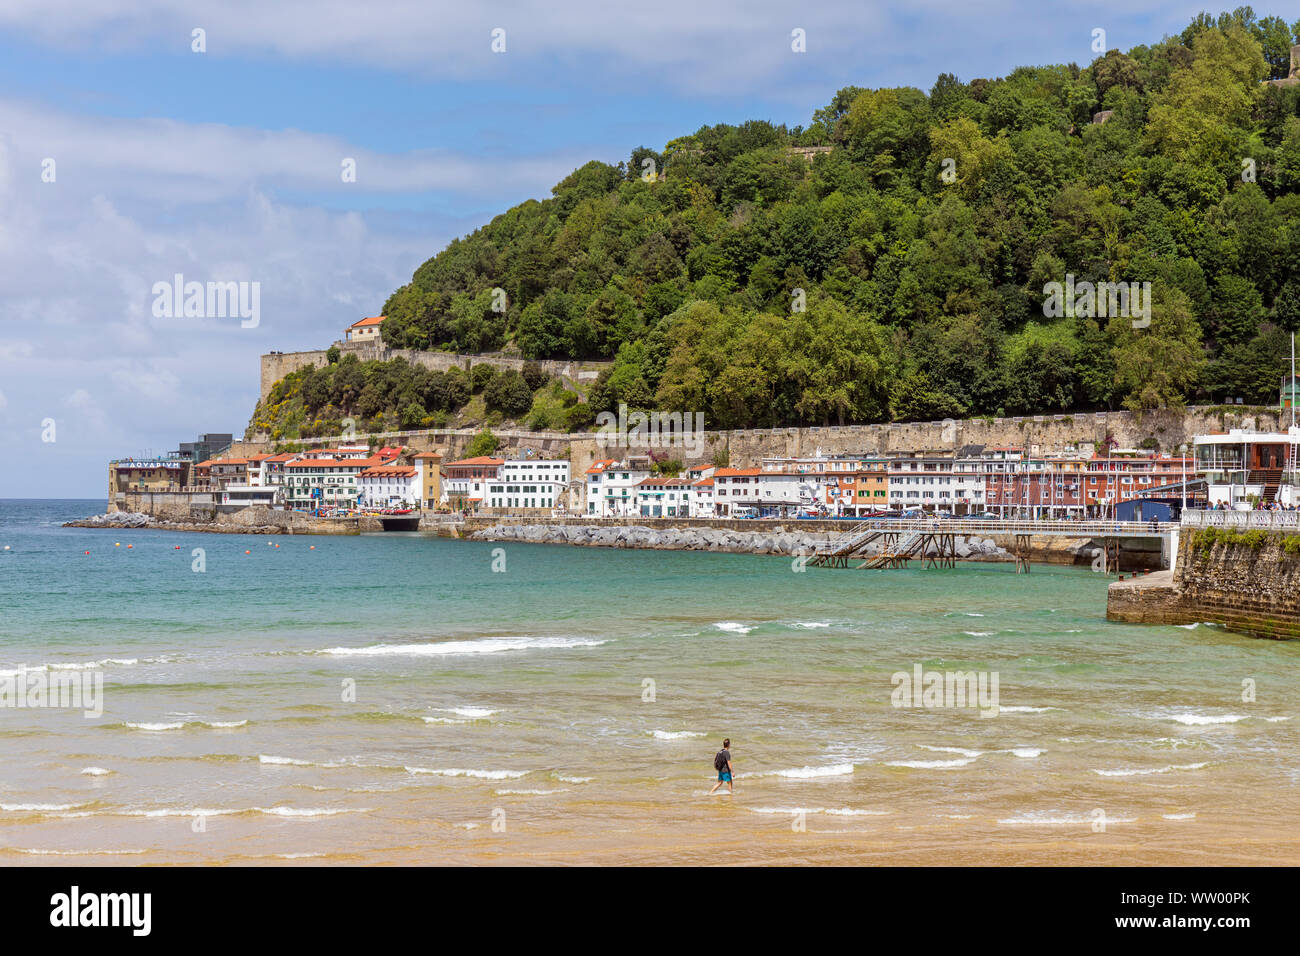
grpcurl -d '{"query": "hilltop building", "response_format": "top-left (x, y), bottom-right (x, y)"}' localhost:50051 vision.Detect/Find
top-left (344, 315), bottom-right (385, 343)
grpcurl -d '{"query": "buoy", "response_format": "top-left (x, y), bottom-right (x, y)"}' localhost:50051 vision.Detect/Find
top-left (175, 545), bottom-right (181, 550)
top-left (245, 550), bottom-right (251, 554)
top-left (114, 542), bottom-right (120, 547)
top-left (274, 544), bottom-right (280, 549)
top-left (84, 550), bottom-right (90, 555)
top-left (3, 545), bottom-right (9, 551)
top-left (127, 544), bottom-right (133, 549)
top-left (309, 545), bottom-right (316, 550)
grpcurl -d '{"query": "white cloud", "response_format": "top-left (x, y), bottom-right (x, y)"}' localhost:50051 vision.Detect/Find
top-left (0, 99), bottom-right (593, 202)
top-left (0, 1), bottom-right (1212, 95)
top-left (0, 93), bottom-right (591, 495)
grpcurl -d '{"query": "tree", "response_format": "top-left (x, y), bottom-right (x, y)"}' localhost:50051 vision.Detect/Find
top-left (471, 364), bottom-right (497, 393)
top-left (399, 402), bottom-right (426, 429)
top-left (466, 428), bottom-right (500, 457)
top-left (1111, 288), bottom-right (1203, 409)
top-left (483, 369), bottom-right (534, 418)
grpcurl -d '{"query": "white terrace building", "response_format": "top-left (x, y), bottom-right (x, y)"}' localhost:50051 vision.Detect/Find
top-left (634, 477), bottom-right (695, 517)
top-left (485, 459), bottom-right (572, 512)
top-left (358, 464), bottom-right (422, 509)
top-left (585, 459), bottom-right (652, 516)
top-left (887, 456), bottom-right (988, 514)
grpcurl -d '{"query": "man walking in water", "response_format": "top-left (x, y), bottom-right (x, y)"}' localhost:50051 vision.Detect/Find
top-left (709, 738), bottom-right (734, 795)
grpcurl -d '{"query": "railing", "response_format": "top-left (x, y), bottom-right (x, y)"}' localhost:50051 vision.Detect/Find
top-left (1181, 509), bottom-right (1300, 530)
top-left (822, 517), bottom-right (1177, 538)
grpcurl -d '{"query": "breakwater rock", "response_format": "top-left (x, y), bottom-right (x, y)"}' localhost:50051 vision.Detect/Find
top-left (469, 523), bottom-right (1011, 559)
top-left (65, 509), bottom-right (360, 535)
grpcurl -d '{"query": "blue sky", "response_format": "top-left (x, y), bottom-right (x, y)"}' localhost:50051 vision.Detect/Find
top-left (0, 0), bottom-right (1222, 497)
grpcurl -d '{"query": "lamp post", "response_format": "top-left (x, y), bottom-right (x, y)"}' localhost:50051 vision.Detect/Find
top-left (1179, 443), bottom-right (1187, 517)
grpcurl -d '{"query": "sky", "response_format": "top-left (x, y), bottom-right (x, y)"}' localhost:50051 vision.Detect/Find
top-left (0, 0), bottom-right (1221, 497)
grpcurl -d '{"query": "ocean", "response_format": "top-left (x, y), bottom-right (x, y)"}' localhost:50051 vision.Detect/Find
top-left (1, 498), bottom-right (1298, 865)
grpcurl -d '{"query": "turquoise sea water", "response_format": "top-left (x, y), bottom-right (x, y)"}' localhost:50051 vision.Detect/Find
top-left (1, 499), bottom-right (1298, 865)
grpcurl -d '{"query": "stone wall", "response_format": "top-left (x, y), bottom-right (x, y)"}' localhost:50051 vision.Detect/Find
top-left (453, 514), bottom-right (1120, 566)
top-left (110, 491), bottom-right (215, 519)
top-left (98, 494), bottom-right (358, 534)
top-left (1108, 532), bottom-right (1300, 639)
top-left (259, 343), bottom-right (613, 404)
top-left (1170, 529), bottom-right (1300, 638)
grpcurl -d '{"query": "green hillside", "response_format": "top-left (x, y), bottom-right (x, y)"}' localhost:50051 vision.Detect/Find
top-left (369, 10), bottom-right (1300, 429)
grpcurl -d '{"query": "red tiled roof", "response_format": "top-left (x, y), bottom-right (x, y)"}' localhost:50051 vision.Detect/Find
top-left (359, 466), bottom-right (416, 478)
top-left (584, 459), bottom-right (617, 475)
top-left (286, 457), bottom-right (377, 469)
top-left (348, 315), bottom-right (385, 328)
top-left (713, 467), bottom-right (761, 477)
top-left (446, 456), bottom-right (505, 467)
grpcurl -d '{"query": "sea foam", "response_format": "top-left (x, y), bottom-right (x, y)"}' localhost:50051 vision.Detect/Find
top-left (319, 636), bottom-right (605, 657)
top-left (404, 766), bottom-right (528, 780)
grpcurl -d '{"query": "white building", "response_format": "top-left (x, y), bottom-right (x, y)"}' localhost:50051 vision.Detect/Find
top-left (887, 457), bottom-right (987, 514)
top-left (634, 477), bottom-right (695, 516)
top-left (345, 315), bottom-right (385, 343)
top-left (485, 460), bottom-right (571, 511)
top-left (585, 458), bottom-right (652, 516)
top-left (218, 484), bottom-right (281, 508)
top-left (1195, 428), bottom-right (1300, 509)
top-left (441, 456), bottom-right (505, 509)
top-left (691, 477), bottom-right (715, 517)
top-left (711, 468), bottom-right (763, 516)
top-left (358, 464), bottom-right (421, 509)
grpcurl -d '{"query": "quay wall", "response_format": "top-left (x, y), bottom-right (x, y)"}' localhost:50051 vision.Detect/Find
top-left (452, 516), bottom-right (1165, 567)
top-left (1108, 531), bottom-right (1300, 639)
top-left (100, 493), bottom-right (358, 534)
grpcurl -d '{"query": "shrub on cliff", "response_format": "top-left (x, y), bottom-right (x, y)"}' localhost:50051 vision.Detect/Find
top-left (466, 428), bottom-right (500, 457)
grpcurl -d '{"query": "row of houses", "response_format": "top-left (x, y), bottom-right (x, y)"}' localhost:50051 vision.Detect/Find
top-left (116, 427), bottom-right (1300, 517)
top-left (583, 445), bottom-right (1199, 519)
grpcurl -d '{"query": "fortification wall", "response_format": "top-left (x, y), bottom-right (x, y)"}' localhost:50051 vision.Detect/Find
top-left (259, 343), bottom-right (612, 403)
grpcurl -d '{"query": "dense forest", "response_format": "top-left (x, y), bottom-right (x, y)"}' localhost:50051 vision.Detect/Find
top-left (370, 11), bottom-right (1300, 431)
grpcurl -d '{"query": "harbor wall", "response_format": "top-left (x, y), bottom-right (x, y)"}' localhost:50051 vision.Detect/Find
top-left (101, 493), bottom-right (358, 534)
top-left (1108, 531), bottom-right (1300, 639)
top-left (452, 516), bottom-right (1164, 567)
